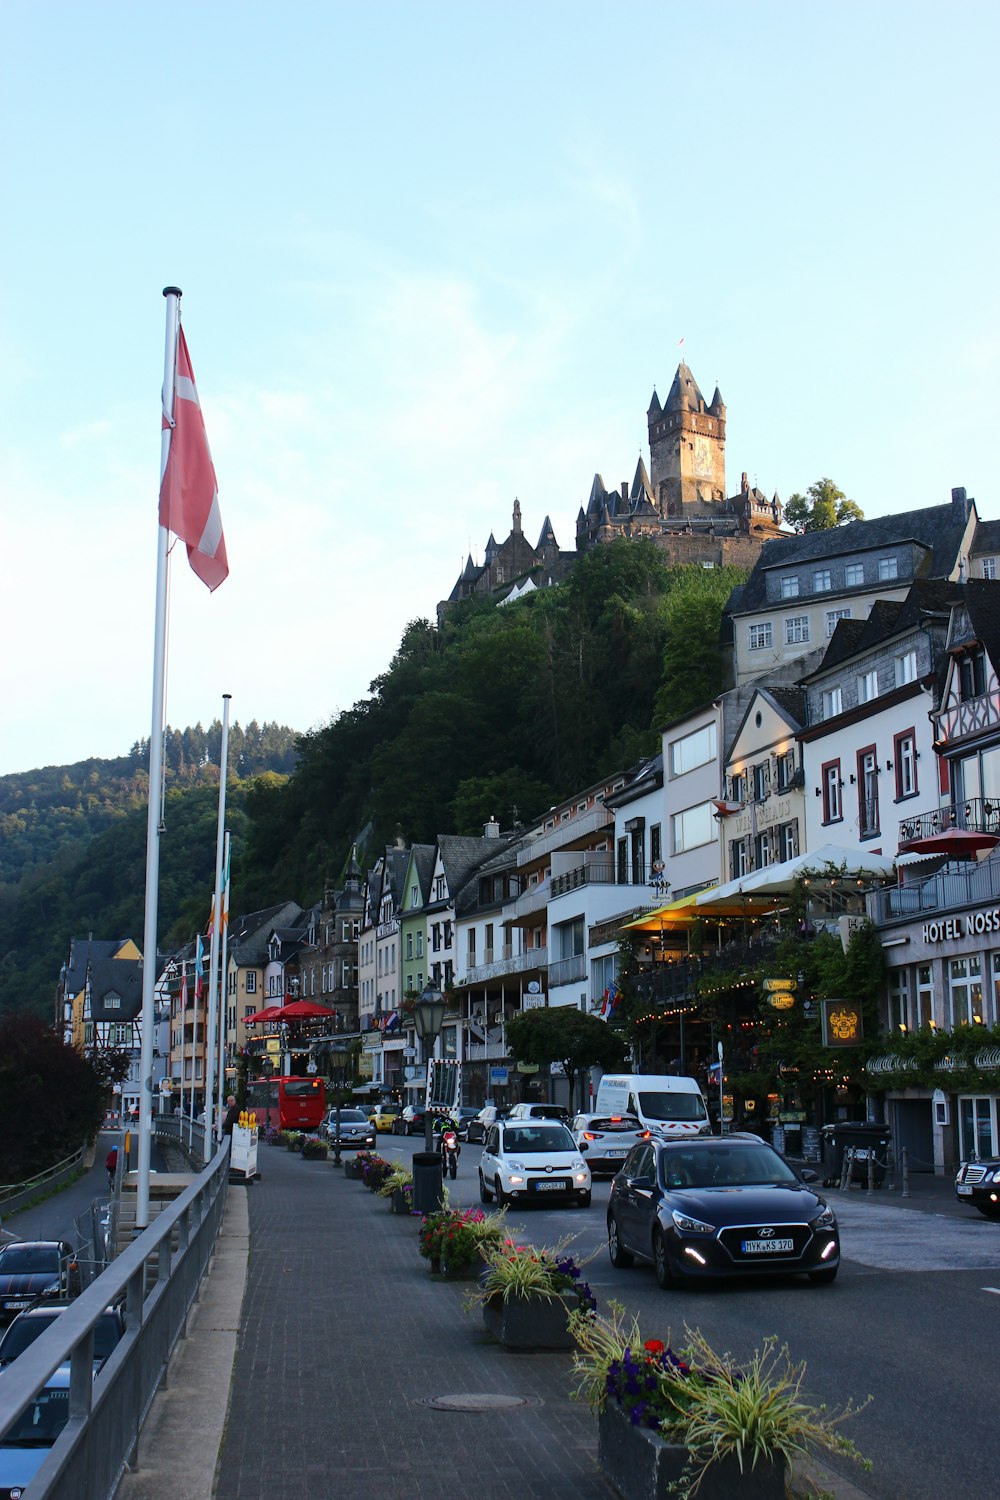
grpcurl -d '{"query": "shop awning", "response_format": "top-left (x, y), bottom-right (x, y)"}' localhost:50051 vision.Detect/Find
top-left (696, 843), bottom-right (897, 905)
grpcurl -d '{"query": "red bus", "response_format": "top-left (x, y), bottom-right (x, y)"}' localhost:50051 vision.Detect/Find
top-left (247, 1075), bottom-right (326, 1133)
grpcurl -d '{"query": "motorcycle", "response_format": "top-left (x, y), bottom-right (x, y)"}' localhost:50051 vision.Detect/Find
top-left (439, 1128), bottom-right (460, 1180)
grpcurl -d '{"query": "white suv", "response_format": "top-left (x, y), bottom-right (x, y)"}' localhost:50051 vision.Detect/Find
top-left (478, 1120), bottom-right (591, 1208)
top-left (505, 1102), bottom-right (570, 1124)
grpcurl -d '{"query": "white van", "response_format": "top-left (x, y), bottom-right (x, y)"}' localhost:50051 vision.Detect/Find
top-left (594, 1074), bottom-right (710, 1137)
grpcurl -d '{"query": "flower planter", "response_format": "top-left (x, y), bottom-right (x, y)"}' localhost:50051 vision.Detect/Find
top-left (442, 1253), bottom-right (489, 1282)
top-left (482, 1292), bottom-right (575, 1350)
top-left (343, 1159), bottom-right (363, 1180)
top-left (597, 1403), bottom-right (786, 1500)
top-left (390, 1187), bottom-right (411, 1214)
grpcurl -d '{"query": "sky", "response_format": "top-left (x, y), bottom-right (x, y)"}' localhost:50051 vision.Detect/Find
top-left (2, 2), bottom-right (998, 777)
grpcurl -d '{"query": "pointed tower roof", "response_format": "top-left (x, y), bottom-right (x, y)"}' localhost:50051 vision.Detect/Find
top-left (484, 532), bottom-right (499, 564)
top-left (461, 553), bottom-right (478, 582)
top-left (536, 515), bottom-right (558, 551)
top-left (710, 385), bottom-right (726, 416)
top-left (664, 362), bottom-right (707, 414)
top-left (631, 455), bottom-right (655, 507)
top-left (647, 388), bottom-right (662, 419)
top-left (587, 473), bottom-right (608, 517)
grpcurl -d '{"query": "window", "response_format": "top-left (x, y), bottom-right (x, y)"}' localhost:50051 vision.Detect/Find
top-left (755, 830), bottom-right (777, 868)
top-left (858, 668), bottom-right (879, 704)
top-left (784, 615), bottom-right (810, 644)
top-left (780, 820), bottom-right (799, 861)
top-left (467, 930), bottom-right (476, 962)
top-left (822, 686), bottom-right (843, 719)
top-left (887, 970), bottom-right (909, 1032)
top-left (858, 747), bottom-right (879, 836)
top-left (671, 801), bottom-right (716, 854)
top-left (416, 932), bottom-right (423, 957)
top-left (822, 761), bottom-right (842, 823)
top-left (669, 722), bottom-right (717, 777)
top-left (405, 933), bottom-right (412, 959)
top-left (105, 995), bottom-right (121, 1010)
top-left (845, 563), bottom-right (864, 587)
top-left (895, 731), bottom-right (917, 799)
top-left (959, 650), bottom-right (987, 701)
top-left (730, 838), bottom-right (750, 879)
top-left (752, 761), bottom-right (770, 801)
top-left (729, 769), bottom-right (747, 803)
top-left (748, 622), bottom-right (773, 650)
top-left (775, 749), bottom-right (796, 791)
top-left (915, 965), bottom-right (933, 1028)
top-left (948, 956), bottom-right (983, 1028)
top-left (895, 650), bottom-right (918, 686)
top-left (650, 824), bottom-right (662, 869)
top-left (826, 608), bottom-right (851, 636)
top-left (780, 576), bottom-right (800, 599)
top-left (878, 556), bottom-right (898, 581)
top-left (617, 837), bottom-right (628, 884)
top-left (983, 557), bottom-right (997, 580)
top-left (813, 569), bottom-right (832, 593)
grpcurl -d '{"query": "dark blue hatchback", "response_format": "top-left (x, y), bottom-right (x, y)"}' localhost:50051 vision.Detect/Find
top-left (607, 1134), bottom-right (840, 1288)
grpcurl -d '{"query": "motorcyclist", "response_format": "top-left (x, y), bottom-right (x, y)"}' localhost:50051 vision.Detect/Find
top-left (106, 1145), bottom-right (118, 1192)
top-left (439, 1122), bottom-right (460, 1180)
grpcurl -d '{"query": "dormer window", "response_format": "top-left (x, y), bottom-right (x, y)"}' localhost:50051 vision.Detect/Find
top-left (105, 994), bottom-right (121, 1010)
top-left (959, 650), bottom-right (987, 701)
top-left (878, 556), bottom-right (898, 581)
top-left (858, 669), bottom-right (879, 704)
top-left (822, 686), bottom-right (843, 719)
top-left (780, 576), bottom-right (799, 599)
top-left (813, 569), bottom-right (832, 593)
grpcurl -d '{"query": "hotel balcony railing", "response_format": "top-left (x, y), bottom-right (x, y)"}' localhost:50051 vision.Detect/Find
top-left (549, 861), bottom-right (660, 898)
top-left (868, 853), bottom-right (1000, 925)
top-left (547, 954), bottom-right (586, 987)
top-left (517, 804), bottom-right (615, 866)
top-left (898, 797), bottom-right (1000, 848)
top-left (464, 947), bottom-right (548, 984)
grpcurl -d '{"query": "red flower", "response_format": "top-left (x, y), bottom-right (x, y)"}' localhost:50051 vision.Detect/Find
top-left (644, 1339), bottom-right (666, 1355)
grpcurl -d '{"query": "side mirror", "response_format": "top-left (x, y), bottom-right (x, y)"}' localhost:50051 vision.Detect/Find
top-left (799, 1168), bottom-right (819, 1184)
top-left (579, 1141), bottom-right (589, 1153)
top-left (628, 1174), bottom-right (654, 1192)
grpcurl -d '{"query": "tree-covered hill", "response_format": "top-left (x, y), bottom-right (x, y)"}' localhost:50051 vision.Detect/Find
top-left (1, 543), bottom-right (746, 1019)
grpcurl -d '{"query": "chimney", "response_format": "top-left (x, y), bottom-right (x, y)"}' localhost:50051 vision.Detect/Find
top-left (951, 486), bottom-right (970, 521)
top-left (484, 816), bottom-right (500, 839)
top-left (621, 481), bottom-right (628, 502)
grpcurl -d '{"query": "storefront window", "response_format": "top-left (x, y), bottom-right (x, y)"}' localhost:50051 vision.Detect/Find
top-left (948, 956), bottom-right (983, 1028)
top-left (990, 953), bottom-right (1000, 1028)
top-left (887, 970), bottom-right (909, 1032)
top-left (959, 1096), bottom-right (996, 1160)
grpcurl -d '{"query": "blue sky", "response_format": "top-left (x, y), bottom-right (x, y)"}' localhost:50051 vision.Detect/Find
top-left (2, 1), bottom-right (997, 775)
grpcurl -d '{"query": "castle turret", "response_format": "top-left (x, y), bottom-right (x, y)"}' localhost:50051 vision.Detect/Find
top-left (648, 361), bottom-right (726, 515)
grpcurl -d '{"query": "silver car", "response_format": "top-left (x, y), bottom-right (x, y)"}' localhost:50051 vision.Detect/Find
top-left (319, 1108), bottom-right (375, 1151)
top-left (570, 1113), bottom-right (649, 1176)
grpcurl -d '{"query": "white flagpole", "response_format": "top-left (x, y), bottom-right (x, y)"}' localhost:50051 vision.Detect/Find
top-left (204, 696), bottom-right (231, 1161)
top-left (216, 829), bottom-right (231, 1137)
top-left (136, 285), bottom-right (181, 1231)
top-left (191, 937), bottom-right (201, 1145)
top-left (178, 960), bottom-right (186, 1128)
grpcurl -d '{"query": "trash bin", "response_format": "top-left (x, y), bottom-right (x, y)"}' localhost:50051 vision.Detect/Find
top-left (820, 1122), bottom-right (891, 1186)
top-left (411, 1151), bottom-right (444, 1214)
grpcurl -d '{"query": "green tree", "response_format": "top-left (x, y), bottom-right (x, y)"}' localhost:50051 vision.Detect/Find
top-left (653, 564), bottom-right (750, 727)
top-left (0, 1012), bottom-right (108, 1180)
top-left (784, 478), bottom-right (864, 533)
top-left (505, 1006), bottom-right (627, 1112)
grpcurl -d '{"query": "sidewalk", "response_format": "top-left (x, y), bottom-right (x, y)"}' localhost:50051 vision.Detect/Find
top-left (120, 1144), bottom-right (883, 1500)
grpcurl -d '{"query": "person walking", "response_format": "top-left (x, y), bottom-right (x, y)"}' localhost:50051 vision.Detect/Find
top-left (222, 1095), bottom-right (240, 1136)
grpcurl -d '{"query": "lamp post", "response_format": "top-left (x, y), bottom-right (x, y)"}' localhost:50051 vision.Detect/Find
top-left (329, 1039), bottom-right (349, 1167)
top-left (413, 981), bottom-right (446, 1153)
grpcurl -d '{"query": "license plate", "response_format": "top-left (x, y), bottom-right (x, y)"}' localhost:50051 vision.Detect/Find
top-left (4, 1300), bottom-right (29, 1310)
top-left (606, 1149), bottom-right (627, 1157)
top-left (532, 1180), bottom-right (565, 1192)
top-left (742, 1238), bottom-right (794, 1254)
top-left (852, 1149), bottom-right (870, 1160)
top-left (957, 1184), bottom-right (973, 1195)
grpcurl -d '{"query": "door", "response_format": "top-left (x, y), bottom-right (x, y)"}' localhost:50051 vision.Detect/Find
top-left (958, 1096), bottom-right (996, 1160)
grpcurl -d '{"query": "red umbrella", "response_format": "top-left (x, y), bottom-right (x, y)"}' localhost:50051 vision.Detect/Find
top-left (243, 1005), bottom-right (286, 1025)
top-left (278, 999), bottom-right (336, 1020)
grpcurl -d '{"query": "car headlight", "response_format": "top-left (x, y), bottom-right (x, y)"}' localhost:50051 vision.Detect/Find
top-left (810, 1205), bottom-right (837, 1230)
top-left (670, 1209), bottom-right (714, 1234)
top-left (572, 1159), bottom-right (586, 1171)
top-left (506, 1159), bottom-right (526, 1171)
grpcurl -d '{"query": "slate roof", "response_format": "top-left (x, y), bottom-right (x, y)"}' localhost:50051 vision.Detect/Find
top-left (727, 502), bottom-right (972, 617)
top-left (972, 519), bottom-right (1000, 553)
top-left (63, 938), bottom-right (136, 997)
top-left (89, 957), bottom-right (143, 1021)
top-left (230, 903), bottom-right (304, 966)
top-left (804, 579), bottom-right (963, 679)
top-left (961, 580), bottom-right (1000, 675)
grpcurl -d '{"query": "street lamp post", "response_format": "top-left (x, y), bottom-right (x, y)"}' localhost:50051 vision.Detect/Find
top-left (330, 1039), bottom-right (349, 1167)
top-left (413, 981), bottom-right (446, 1153)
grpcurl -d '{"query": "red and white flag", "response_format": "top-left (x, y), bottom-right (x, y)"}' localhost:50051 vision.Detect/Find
top-left (159, 326), bottom-right (229, 591)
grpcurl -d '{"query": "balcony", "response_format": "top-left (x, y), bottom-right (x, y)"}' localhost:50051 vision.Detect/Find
top-left (898, 797), bottom-right (1000, 849)
top-left (464, 947), bottom-right (548, 984)
top-left (869, 854), bottom-right (1000, 925)
top-left (935, 687), bottom-right (1000, 748)
top-left (517, 805), bottom-right (614, 866)
top-left (547, 954), bottom-right (586, 987)
top-left (502, 880), bottom-right (551, 927)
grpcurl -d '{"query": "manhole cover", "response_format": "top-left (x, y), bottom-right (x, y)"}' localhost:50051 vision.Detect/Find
top-left (420, 1393), bottom-right (538, 1412)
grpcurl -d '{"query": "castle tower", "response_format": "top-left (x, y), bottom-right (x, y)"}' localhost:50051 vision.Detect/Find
top-left (647, 363), bottom-right (726, 517)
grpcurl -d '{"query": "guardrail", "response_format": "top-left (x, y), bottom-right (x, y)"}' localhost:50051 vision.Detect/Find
top-left (0, 1146), bottom-right (87, 1219)
top-left (0, 1128), bottom-right (230, 1500)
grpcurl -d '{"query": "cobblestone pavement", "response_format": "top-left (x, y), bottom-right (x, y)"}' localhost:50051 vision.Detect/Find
top-left (213, 1145), bottom-right (609, 1500)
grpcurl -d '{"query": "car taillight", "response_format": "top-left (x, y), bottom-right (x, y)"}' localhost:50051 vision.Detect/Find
top-left (640, 1131), bottom-right (651, 1140)
top-left (583, 1131), bottom-right (598, 1141)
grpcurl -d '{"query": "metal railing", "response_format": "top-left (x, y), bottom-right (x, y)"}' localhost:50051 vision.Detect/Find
top-left (0, 1125), bottom-right (229, 1500)
top-left (898, 796), bottom-right (1000, 847)
top-left (0, 1147), bottom-right (87, 1218)
top-left (868, 853), bottom-right (1000, 924)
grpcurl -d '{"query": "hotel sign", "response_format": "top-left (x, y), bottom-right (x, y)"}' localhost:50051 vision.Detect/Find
top-left (821, 998), bottom-right (863, 1048)
top-left (921, 908), bottom-right (1000, 944)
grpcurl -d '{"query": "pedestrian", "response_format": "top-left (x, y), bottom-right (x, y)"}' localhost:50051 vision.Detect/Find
top-left (106, 1145), bottom-right (118, 1191)
top-left (222, 1094), bottom-right (240, 1136)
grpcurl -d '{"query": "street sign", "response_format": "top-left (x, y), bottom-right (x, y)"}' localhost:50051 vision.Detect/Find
top-left (767, 992), bottom-right (795, 1010)
top-left (763, 977), bottom-right (795, 992)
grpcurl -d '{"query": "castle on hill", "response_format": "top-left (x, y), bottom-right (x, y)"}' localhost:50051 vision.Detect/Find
top-left (440, 363), bottom-right (786, 618)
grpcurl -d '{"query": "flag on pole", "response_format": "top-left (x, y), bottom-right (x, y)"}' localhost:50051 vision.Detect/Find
top-left (195, 934), bottom-right (204, 1001)
top-left (180, 967), bottom-right (188, 1011)
top-left (159, 326), bottom-right (229, 591)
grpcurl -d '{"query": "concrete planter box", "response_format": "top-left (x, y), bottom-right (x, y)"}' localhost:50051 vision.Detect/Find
top-left (482, 1293), bottom-right (575, 1350)
top-left (343, 1159), bottom-right (363, 1180)
top-left (390, 1187), bottom-right (411, 1214)
top-left (598, 1403), bottom-right (786, 1500)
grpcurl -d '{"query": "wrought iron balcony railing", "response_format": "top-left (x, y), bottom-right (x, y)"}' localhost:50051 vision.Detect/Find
top-left (898, 797), bottom-right (1000, 848)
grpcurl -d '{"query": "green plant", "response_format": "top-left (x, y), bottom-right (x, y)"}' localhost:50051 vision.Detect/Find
top-left (301, 1135), bottom-right (328, 1160)
top-left (376, 1166), bottom-right (413, 1198)
top-left (470, 1234), bottom-right (597, 1309)
top-left (569, 1306), bottom-right (871, 1496)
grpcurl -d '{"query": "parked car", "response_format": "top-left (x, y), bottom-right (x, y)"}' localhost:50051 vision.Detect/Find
top-left (505, 1102), bottom-right (570, 1124)
top-left (478, 1120), bottom-right (591, 1207)
top-left (368, 1104), bottom-right (402, 1133)
top-left (0, 1242), bottom-right (81, 1325)
top-left (318, 1108), bottom-right (376, 1151)
top-left (465, 1105), bottom-right (507, 1144)
top-left (570, 1112), bottom-right (649, 1175)
top-left (451, 1107), bottom-right (481, 1141)
top-left (392, 1105), bottom-right (427, 1136)
top-left (0, 1301), bottom-right (125, 1373)
top-left (606, 1134), bottom-right (840, 1288)
top-left (955, 1156), bottom-right (1000, 1218)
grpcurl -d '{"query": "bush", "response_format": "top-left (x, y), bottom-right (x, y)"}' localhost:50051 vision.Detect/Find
top-left (475, 1234), bottom-right (597, 1309)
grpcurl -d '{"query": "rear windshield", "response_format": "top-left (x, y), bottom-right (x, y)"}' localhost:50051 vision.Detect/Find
top-left (504, 1125), bottom-right (577, 1153)
top-left (0, 1312), bottom-right (121, 1364)
top-left (588, 1117), bottom-right (641, 1133)
top-left (637, 1090), bottom-right (707, 1122)
top-left (0, 1246), bottom-right (61, 1273)
top-left (4, 1385), bottom-right (68, 1444)
top-left (283, 1079), bottom-right (322, 1097)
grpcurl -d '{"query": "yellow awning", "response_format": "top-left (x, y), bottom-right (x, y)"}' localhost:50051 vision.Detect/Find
top-left (624, 887), bottom-right (778, 930)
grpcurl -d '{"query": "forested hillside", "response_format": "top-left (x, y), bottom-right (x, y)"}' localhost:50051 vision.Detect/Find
top-left (0, 544), bottom-right (745, 1018)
